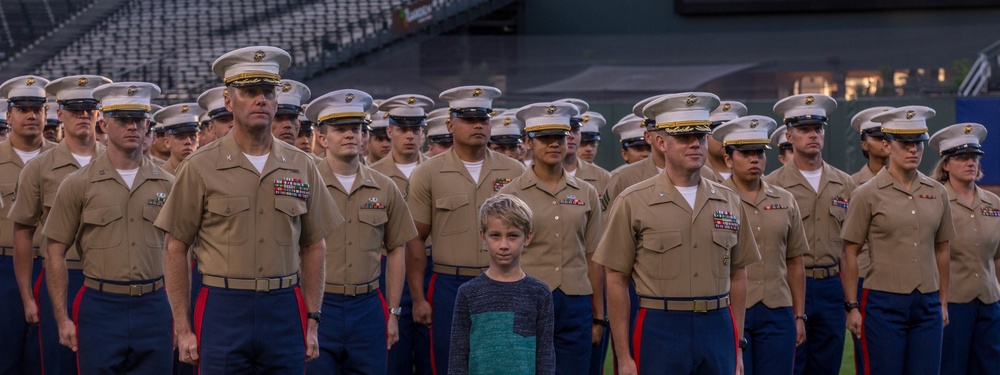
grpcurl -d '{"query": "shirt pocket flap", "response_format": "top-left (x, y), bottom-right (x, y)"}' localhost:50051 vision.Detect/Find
top-left (358, 209), bottom-right (389, 226)
top-left (143, 205), bottom-right (161, 222)
top-left (829, 205), bottom-right (846, 222)
top-left (0, 183), bottom-right (15, 197)
top-left (275, 197), bottom-right (308, 217)
top-left (82, 206), bottom-right (123, 227)
top-left (435, 194), bottom-right (469, 211)
top-left (206, 196), bottom-right (250, 217)
top-left (712, 229), bottom-right (738, 250)
top-left (642, 231), bottom-right (683, 254)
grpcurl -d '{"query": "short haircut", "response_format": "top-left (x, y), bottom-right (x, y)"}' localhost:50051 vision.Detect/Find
top-left (479, 194), bottom-right (533, 235)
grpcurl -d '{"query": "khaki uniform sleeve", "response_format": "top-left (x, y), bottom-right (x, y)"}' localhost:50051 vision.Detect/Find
top-left (41, 176), bottom-right (84, 246)
top-left (7, 160), bottom-right (42, 226)
top-left (731, 203), bottom-right (761, 269)
top-left (406, 164), bottom-right (433, 225)
top-left (593, 195), bottom-right (635, 274)
top-left (153, 161), bottom-right (204, 244)
top-left (585, 184), bottom-right (602, 254)
top-left (785, 198), bottom-right (810, 259)
top-left (299, 163), bottom-right (342, 247)
top-left (840, 187), bottom-right (872, 245)
top-left (383, 182), bottom-right (417, 250)
top-left (935, 187), bottom-right (956, 243)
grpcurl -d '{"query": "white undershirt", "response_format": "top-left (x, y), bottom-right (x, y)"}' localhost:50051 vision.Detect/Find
top-left (334, 172), bottom-right (356, 191)
top-left (800, 167), bottom-right (823, 193)
top-left (244, 153), bottom-right (269, 173)
top-left (524, 159), bottom-right (533, 168)
top-left (463, 159), bottom-right (484, 183)
top-left (13, 148), bottom-right (40, 164)
top-left (71, 153), bottom-right (92, 167)
top-left (656, 166), bottom-right (664, 174)
top-left (675, 185), bottom-right (698, 210)
top-left (117, 168), bottom-right (139, 189)
top-left (720, 172), bottom-right (732, 181)
top-left (567, 169), bottom-right (577, 177)
top-left (396, 162), bottom-right (418, 179)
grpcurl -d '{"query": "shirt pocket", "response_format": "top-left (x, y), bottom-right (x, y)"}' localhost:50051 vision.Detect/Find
top-left (82, 205), bottom-right (124, 249)
top-left (275, 197), bottom-right (308, 246)
top-left (357, 209), bottom-right (388, 251)
top-left (712, 229), bottom-right (738, 277)
top-left (638, 230), bottom-right (683, 280)
top-left (205, 196), bottom-right (251, 246)
top-left (434, 194), bottom-right (470, 236)
top-left (142, 205), bottom-right (164, 248)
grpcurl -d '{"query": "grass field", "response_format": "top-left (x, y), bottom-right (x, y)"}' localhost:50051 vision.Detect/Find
top-left (602, 331), bottom-right (859, 375)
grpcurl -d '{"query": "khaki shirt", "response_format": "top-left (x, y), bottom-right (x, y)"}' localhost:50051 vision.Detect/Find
top-left (499, 167), bottom-right (602, 295)
top-left (764, 162), bottom-right (855, 268)
top-left (700, 165), bottom-right (724, 183)
top-left (42, 153), bottom-right (173, 281)
top-left (594, 173), bottom-right (760, 298)
top-left (604, 156), bottom-right (659, 209)
top-left (9, 141), bottom-right (105, 261)
top-left (149, 155), bottom-right (167, 167)
top-left (850, 164), bottom-right (880, 277)
top-left (841, 169), bottom-right (955, 294)
top-left (944, 184), bottom-right (1000, 304)
top-left (160, 158), bottom-right (181, 176)
top-left (572, 161), bottom-right (610, 209)
top-left (320, 162), bottom-right (417, 285)
top-left (723, 179), bottom-right (809, 308)
top-left (369, 153), bottom-right (429, 200)
top-left (0, 140), bottom-right (56, 247)
top-left (153, 133), bottom-right (342, 279)
top-left (407, 149), bottom-right (526, 268)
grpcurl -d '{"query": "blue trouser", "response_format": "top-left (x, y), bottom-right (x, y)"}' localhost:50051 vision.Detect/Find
top-left (630, 304), bottom-right (738, 374)
top-left (307, 290), bottom-right (388, 374)
top-left (0, 255), bottom-right (42, 375)
top-left (74, 281), bottom-right (173, 374)
top-left (386, 255), bottom-right (433, 375)
top-left (793, 274), bottom-right (846, 375)
top-left (589, 285), bottom-right (608, 375)
top-left (860, 289), bottom-right (942, 375)
top-left (552, 289), bottom-right (593, 375)
top-left (743, 303), bottom-right (795, 375)
top-left (173, 261), bottom-right (203, 375)
top-left (195, 285), bottom-right (307, 374)
top-left (38, 264), bottom-right (85, 375)
top-left (852, 277), bottom-right (866, 375)
top-left (941, 299), bottom-right (1000, 375)
top-left (428, 272), bottom-right (474, 375)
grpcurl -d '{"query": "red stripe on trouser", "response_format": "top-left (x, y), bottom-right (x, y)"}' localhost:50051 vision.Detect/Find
top-left (728, 308), bottom-right (739, 375)
top-left (860, 289), bottom-right (871, 375)
top-left (34, 269), bottom-right (46, 375)
top-left (426, 273), bottom-right (438, 375)
top-left (293, 286), bottom-right (308, 350)
top-left (632, 308), bottom-right (647, 375)
top-left (193, 287), bottom-right (208, 375)
top-left (379, 290), bottom-right (389, 365)
top-left (72, 285), bottom-right (86, 375)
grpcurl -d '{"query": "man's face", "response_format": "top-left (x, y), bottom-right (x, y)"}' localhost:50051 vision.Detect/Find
top-left (152, 132), bottom-right (169, 155)
top-left (7, 105), bottom-right (44, 139)
top-left (387, 125), bottom-right (424, 159)
top-left (43, 126), bottom-right (61, 142)
top-left (578, 140), bottom-right (598, 163)
top-left (566, 127), bottom-right (581, 155)
top-left (320, 124), bottom-right (361, 159)
top-left (199, 126), bottom-right (217, 145)
top-left (367, 133), bottom-right (391, 162)
top-left (529, 135), bottom-right (566, 166)
top-left (58, 109), bottom-right (99, 140)
top-left (0, 126), bottom-right (10, 143)
top-left (209, 115), bottom-right (235, 139)
top-left (271, 113), bottom-right (300, 144)
top-left (622, 144), bottom-right (651, 164)
top-left (295, 129), bottom-right (314, 154)
top-left (707, 134), bottom-right (726, 160)
top-left (101, 116), bottom-right (149, 153)
top-left (224, 85), bottom-right (277, 132)
top-left (447, 115), bottom-right (490, 148)
top-left (426, 141), bottom-right (452, 156)
top-left (787, 124), bottom-right (825, 157)
top-left (165, 132), bottom-right (199, 162)
top-left (489, 143), bottom-right (522, 161)
top-left (142, 128), bottom-right (154, 154)
top-left (656, 132), bottom-right (707, 174)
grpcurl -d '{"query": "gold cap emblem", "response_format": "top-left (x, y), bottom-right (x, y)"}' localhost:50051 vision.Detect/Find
top-left (965, 124), bottom-right (973, 134)
top-left (723, 103), bottom-right (732, 112)
top-left (503, 118), bottom-right (511, 126)
top-left (546, 105), bottom-right (557, 115)
top-left (77, 77), bottom-right (89, 87)
top-left (407, 96), bottom-right (416, 105)
top-left (583, 115), bottom-right (591, 123)
top-left (127, 85), bottom-right (138, 96)
top-left (805, 96), bottom-right (815, 105)
top-left (472, 88), bottom-right (483, 97)
top-left (222, 88), bottom-right (228, 97)
top-left (181, 105), bottom-right (189, 113)
top-left (489, 109), bottom-right (498, 116)
top-left (382, 112), bottom-right (390, 119)
top-left (44, 104), bottom-right (49, 111)
top-left (685, 94), bottom-right (698, 107)
top-left (253, 50), bottom-right (266, 62)
top-left (345, 93), bottom-right (355, 103)
top-left (906, 110), bottom-right (916, 120)
top-left (750, 119), bottom-right (759, 128)
top-left (281, 82), bottom-right (292, 93)
top-left (25, 77), bottom-right (35, 86)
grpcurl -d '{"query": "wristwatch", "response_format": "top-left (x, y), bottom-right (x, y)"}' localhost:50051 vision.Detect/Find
top-left (844, 301), bottom-right (860, 312)
top-left (592, 317), bottom-right (609, 327)
top-left (795, 314), bottom-right (808, 322)
top-left (738, 337), bottom-right (748, 351)
top-left (307, 311), bottom-right (322, 323)
top-left (389, 307), bottom-right (402, 317)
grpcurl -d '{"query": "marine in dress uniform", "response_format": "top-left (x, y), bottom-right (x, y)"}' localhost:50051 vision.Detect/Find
top-left (595, 92), bottom-right (760, 375)
top-left (197, 112), bottom-right (215, 145)
top-left (153, 103), bottom-right (203, 175)
top-left (763, 93), bottom-right (855, 375)
top-left (577, 111), bottom-right (605, 164)
top-left (43, 82), bottom-right (175, 373)
top-left (424, 108), bottom-right (453, 157)
top-left (155, 46), bottom-right (342, 374)
top-left (610, 114), bottom-right (651, 167)
top-left (43, 101), bottom-right (62, 143)
top-left (141, 104), bottom-right (161, 159)
top-left (367, 109), bottom-right (392, 165)
top-left (714, 115), bottom-right (809, 375)
top-left (929, 123), bottom-right (1000, 375)
top-left (148, 116), bottom-right (170, 165)
top-left (370, 95), bottom-right (437, 375)
top-left (704, 101), bottom-right (747, 182)
top-left (303, 90), bottom-right (418, 374)
top-left (769, 125), bottom-right (793, 166)
top-left (488, 109), bottom-right (524, 161)
top-left (406, 85), bottom-right (526, 375)
top-left (0, 75), bottom-right (57, 375)
top-left (556, 99), bottom-right (611, 209)
top-left (0, 103), bottom-right (10, 143)
top-left (295, 110), bottom-right (316, 154)
top-left (841, 106), bottom-right (955, 375)
top-left (9, 75), bottom-right (108, 375)
top-left (846, 105), bottom-right (893, 374)
top-left (196, 86), bottom-right (235, 143)
top-left (272, 79), bottom-right (310, 145)
top-left (499, 102), bottom-right (603, 375)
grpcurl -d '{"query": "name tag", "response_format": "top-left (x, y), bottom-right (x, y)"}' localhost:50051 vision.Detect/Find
top-left (713, 211), bottom-right (739, 231)
top-left (832, 196), bottom-right (849, 209)
top-left (493, 178), bottom-right (512, 192)
top-left (147, 192), bottom-right (167, 207)
top-left (274, 177), bottom-right (311, 199)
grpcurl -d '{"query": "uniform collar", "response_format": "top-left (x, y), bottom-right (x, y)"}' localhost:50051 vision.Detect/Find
top-left (649, 172), bottom-right (728, 213)
top-left (874, 167), bottom-right (935, 193)
top-left (215, 132), bottom-right (298, 176)
top-left (88, 151), bottom-right (168, 187)
top-left (784, 161), bottom-right (844, 191)
top-left (515, 165), bottom-right (579, 194)
top-left (51, 140), bottom-right (105, 169)
top-left (944, 182), bottom-right (992, 210)
top-left (372, 152), bottom-right (427, 180)
top-left (320, 160), bottom-right (380, 194)
top-left (722, 178), bottom-right (780, 206)
top-left (438, 148), bottom-right (512, 184)
top-left (0, 139), bottom-right (56, 167)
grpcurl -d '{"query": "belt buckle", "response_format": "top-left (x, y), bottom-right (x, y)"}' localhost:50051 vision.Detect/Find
top-left (130, 284), bottom-right (144, 297)
top-left (344, 285), bottom-right (357, 297)
top-left (693, 299), bottom-right (708, 313)
top-left (255, 278), bottom-right (271, 292)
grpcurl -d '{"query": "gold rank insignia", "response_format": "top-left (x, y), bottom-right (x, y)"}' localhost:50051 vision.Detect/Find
top-left (253, 50), bottom-right (266, 62)
top-left (77, 77), bottom-right (89, 86)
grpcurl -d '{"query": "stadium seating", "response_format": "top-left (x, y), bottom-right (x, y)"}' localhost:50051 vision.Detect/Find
top-left (0, 0), bottom-right (94, 60)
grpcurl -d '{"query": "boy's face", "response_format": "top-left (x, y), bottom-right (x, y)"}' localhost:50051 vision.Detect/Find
top-left (480, 218), bottom-right (532, 269)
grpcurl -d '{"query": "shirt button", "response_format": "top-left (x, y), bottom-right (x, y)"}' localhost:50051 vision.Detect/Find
top-left (129, 218), bottom-right (134, 222)
top-left (258, 267), bottom-right (263, 272)
top-left (554, 216), bottom-right (559, 220)
top-left (693, 243), bottom-right (697, 248)
top-left (908, 196), bottom-right (913, 200)
top-left (348, 219), bottom-right (352, 223)
top-left (971, 214), bottom-right (976, 218)
top-left (555, 233), bottom-right (560, 238)
top-left (348, 241), bottom-right (352, 245)
top-left (259, 209), bottom-right (264, 214)
top-left (348, 263), bottom-right (352, 268)
top-left (552, 201), bottom-right (557, 205)
top-left (913, 243), bottom-right (918, 247)
top-left (975, 273), bottom-right (980, 278)
top-left (911, 210), bottom-right (916, 214)
top-left (754, 210), bottom-right (759, 215)
top-left (259, 238), bottom-right (265, 243)
top-left (131, 241), bottom-right (136, 246)
top-left (555, 267), bottom-right (560, 271)
top-left (756, 227), bottom-right (761, 231)
top-left (225, 208), bottom-right (231, 214)
top-left (757, 281), bottom-right (763, 285)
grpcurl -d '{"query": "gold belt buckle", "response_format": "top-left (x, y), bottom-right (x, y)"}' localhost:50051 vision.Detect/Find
top-left (344, 285), bottom-right (357, 297)
top-left (130, 284), bottom-right (144, 297)
top-left (255, 278), bottom-right (272, 292)
top-left (693, 299), bottom-right (709, 313)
